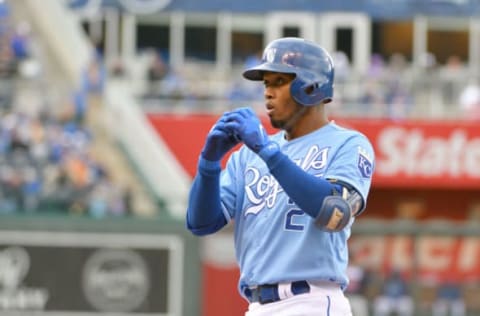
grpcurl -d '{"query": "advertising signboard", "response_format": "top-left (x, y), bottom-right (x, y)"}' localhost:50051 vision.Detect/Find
top-left (147, 114), bottom-right (480, 188)
top-left (0, 231), bottom-right (184, 315)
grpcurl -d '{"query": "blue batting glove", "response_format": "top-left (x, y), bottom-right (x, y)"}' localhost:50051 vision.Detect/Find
top-left (201, 113), bottom-right (241, 161)
top-left (224, 107), bottom-right (269, 153)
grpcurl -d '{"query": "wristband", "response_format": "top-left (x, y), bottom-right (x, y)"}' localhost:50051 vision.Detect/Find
top-left (258, 141), bottom-right (280, 161)
top-left (198, 156), bottom-right (221, 176)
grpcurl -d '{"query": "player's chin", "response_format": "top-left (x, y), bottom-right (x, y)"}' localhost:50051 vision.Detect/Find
top-left (267, 109), bottom-right (286, 128)
top-left (270, 117), bottom-right (284, 129)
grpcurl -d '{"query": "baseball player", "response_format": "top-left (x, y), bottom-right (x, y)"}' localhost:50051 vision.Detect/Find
top-left (186, 37), bottom-right (375, 316)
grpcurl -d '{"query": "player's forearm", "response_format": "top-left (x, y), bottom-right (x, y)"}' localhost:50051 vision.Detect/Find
top-left (186, 158), bottom-right (227, 236)
top-left (259, 145), bottom-right (334, 218)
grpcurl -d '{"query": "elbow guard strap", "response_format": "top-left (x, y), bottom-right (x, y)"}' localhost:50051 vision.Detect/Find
top-left (315, 186), bottom-right (363, 232)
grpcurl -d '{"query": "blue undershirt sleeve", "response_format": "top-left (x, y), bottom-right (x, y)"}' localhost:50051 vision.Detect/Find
top-left (186, 158), bottom-right (228, 236)
top-left (258, 143), bottom-right (335, 218)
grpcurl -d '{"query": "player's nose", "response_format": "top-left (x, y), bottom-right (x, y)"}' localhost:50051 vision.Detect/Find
top-left (264, 87), bottom-right (274, 100)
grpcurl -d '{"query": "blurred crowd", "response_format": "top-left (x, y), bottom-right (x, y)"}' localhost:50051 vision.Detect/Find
top-left (132, 47), bottom-right (480, 120)
top-left (345, 250), bottom-right (480, 316)
top-left (0, 2), bottom-right (132, 218)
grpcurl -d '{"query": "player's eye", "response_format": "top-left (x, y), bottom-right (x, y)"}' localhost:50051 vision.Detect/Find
top-left (264, 77), bottom-right (288, 88)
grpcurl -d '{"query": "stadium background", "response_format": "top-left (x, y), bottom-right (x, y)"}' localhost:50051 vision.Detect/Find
top-left (0, 0), bottom-right (480, 315)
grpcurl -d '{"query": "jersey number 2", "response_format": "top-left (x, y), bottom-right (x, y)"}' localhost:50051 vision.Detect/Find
top-left (285, 209), bottom-right (305, 231)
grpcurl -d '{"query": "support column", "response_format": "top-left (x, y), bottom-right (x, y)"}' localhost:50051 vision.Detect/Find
top-left (216, 12), bottom-right (232, 74)
top-left (413, 15), bottom-right (428, 68)
top-left (265, 12), bottom-right (316, 45)
top-left (170, 11), bottom-right (185, 70)
top-left (104, 8), bottom-right (120, 63)
top-left (121, 13), bottom-right (137, 63)
top-left (469, 18), bottom-right (480, 77)
top-left (316, 13), bottom-right (371, 75)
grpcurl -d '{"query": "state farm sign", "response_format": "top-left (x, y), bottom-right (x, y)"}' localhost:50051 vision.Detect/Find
top-left (378, 127), bottom-right (480, 177)
top-left (147, 114), bottom-right (480, 188)
top-left (339, 119), bottom-right (480, 188)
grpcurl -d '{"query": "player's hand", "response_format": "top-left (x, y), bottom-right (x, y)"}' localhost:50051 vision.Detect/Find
top-left (201, 113), bottom-right (241, 161)
top-left (224, 107), bottom-right (269, 153)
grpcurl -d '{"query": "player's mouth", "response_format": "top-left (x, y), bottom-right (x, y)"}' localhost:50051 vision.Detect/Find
top-left (266, 103), bottom-right (274, 116)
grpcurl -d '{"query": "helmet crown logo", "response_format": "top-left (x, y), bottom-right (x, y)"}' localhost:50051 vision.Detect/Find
top-left (265, 48), bottom-right (277, 63)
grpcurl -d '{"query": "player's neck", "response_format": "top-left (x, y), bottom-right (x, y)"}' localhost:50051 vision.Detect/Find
top-left (285, 107), bottom-right (329, 140)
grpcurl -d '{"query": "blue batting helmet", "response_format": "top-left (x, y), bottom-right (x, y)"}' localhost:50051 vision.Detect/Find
top-left (243, 37), bottom-right (334, 106)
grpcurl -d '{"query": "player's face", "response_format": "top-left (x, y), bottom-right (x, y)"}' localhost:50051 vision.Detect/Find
top-left (263, 72), bottom-right (303, 130)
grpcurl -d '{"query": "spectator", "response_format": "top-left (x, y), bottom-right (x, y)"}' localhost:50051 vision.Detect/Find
top-left (81, 51), bottom-right (106, 95)
top-left (147, 50), bottom-right (169, 83)
top-left (458, 77), bottom-right (480, 120)
top-left (359, 79), bottom-right (386, 117)
top-left (367, 53), bottom-right (387, 80)
top-left (373, 269), bottom-right (415, 316)
top-left (432, 280), bottom-right (466, 316)
top-left (157, 68), bottom-right (188, 100)
top-left (0, 35), bottom-right (18, 78)
top-left (21, 166), bottom-right (41, 212)
top-left (345, 251), bottom-right (371, 316)
top-left (243, 50), bottom-right (262, 69)
top-left (109, 57), bottom-right (127, 78)
top-left (10, 21), bottom-right (31, 60)
top-left (145, 50), bottom-right (169, 98)
top-left (385, 79), bottom-right (414, 120)
top-left (332, 50), bottom-right (351, 83)
top-left (438, 55), bottom-right (466, 106)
